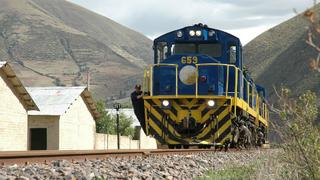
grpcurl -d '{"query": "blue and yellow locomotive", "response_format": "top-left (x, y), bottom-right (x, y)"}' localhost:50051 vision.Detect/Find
top-left (141, 23), bottom-right (269, 148)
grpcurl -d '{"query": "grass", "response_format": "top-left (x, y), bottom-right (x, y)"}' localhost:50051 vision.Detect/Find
top-left (196, 164), bottom-right (256, 180)
top-left (195, 150), bottom-right (288, 180)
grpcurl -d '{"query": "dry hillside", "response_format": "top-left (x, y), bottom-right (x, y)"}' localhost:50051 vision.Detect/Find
top-left (243, 5), bottom-right (320, 102)
top-left (0, 0), bottom-right (152, 100)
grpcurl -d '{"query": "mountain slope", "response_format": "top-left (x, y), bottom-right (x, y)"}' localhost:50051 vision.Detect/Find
top-left (243, 5), bottom-right (320, 102)
top-left (0, 0), bottom-right (152, 100)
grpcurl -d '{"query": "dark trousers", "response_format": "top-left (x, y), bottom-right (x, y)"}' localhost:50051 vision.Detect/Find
top-left (134, 110), bottom-right (146, 134)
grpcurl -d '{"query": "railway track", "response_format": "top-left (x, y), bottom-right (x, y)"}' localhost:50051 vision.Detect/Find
top-left (0, 149), bottom-right (233, 166)
top-left (0, 148), bottom-right (274, 179)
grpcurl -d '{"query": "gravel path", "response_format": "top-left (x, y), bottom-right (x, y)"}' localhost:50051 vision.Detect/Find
top-left (0, 149), bottom-right (277, 180)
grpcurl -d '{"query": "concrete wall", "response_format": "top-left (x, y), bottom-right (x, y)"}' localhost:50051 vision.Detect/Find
top-left (59, 96), bottom-right (96, 150)
top-left (95, 134), bottom-right (139, 149)
top-left (0, 70), bottom-right (28, 151)
top-left (139, 130), bottom-right (157, 149)
top-left (28, 115), bottom-right (59, 150)
top-left (95, 130), bottom-right (157, 150)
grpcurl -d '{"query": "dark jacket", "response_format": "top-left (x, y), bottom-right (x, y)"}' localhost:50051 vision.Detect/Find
top-left (131, 91), bottom-right (146, 133)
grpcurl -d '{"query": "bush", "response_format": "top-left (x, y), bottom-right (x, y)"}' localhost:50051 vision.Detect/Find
top-left (96, 100), bottom-right (116, 134)
top-left (95, 100), bottom-right (135, 137)
top-left (274, 89), bottom-right (320, 179)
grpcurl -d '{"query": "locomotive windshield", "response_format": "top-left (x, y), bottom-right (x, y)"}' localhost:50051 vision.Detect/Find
top-left (173, 43), bottom-right (196, 54)
top-left (198, 43), bottom-right (222, 57)
top-left (155, 42), bottom-right (222, 63)
top-left (172, 43), bottom-right (222, 58)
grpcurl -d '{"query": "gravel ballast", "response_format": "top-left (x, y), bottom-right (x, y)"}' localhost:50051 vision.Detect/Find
top-left (0, 149), bottom-right (277, 180)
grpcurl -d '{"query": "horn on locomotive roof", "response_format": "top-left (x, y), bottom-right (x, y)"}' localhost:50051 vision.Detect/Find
top-left (194, 23), bottom-right (208, 28)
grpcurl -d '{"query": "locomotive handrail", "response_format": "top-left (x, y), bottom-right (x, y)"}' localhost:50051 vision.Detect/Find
top-left (148, 64), bottom-right (179, 96)
top-left (195, 63), bottom-right (239, 98)
top-left (196, 63), bottom-right (239, 116)
top-left (145, 63), bottom-right (241, 98)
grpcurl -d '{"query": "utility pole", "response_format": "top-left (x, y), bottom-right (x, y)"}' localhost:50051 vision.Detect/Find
top-left (86, 69), bottom-right (90, 91)
top-left (113, 103), bottom-right (121, 149)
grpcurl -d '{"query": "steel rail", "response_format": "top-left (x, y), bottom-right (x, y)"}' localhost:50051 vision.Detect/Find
top-left (0, 149), bottom-right (231, 166)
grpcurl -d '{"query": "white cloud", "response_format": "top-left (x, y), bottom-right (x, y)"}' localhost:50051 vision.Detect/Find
top-left (70, 0), bottom-right (314, 45)
top-left (228, 25), bottom-right (273, 44)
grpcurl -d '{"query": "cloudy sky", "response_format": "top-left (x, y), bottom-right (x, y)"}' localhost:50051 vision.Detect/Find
top-left (70, 0), bottom-right (314, 44)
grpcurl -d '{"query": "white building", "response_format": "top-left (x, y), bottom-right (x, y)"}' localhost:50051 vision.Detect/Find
top-left (27, 87), bottom-right (99, 150)
top-left (0, 61), bottom-right (38, 151)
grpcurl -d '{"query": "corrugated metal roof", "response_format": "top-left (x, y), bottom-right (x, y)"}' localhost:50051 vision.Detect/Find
top-left (0, 61), bottom-right (39, 111)
top-left (27, 86), bottom-right (100, 119)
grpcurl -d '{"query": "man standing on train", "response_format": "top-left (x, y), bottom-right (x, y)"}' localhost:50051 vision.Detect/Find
top-left (131, 84), bottom-right (146, 133)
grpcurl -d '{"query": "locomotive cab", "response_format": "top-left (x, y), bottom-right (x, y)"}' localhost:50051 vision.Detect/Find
top-left (154, 24), bottom-right (242, 67)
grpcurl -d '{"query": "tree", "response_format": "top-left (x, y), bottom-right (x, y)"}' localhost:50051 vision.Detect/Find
top-left (95, 100), bottom-right (115, 134)
top-left (95, 100), bottom-right (135, 137)
top-left (118, 112), bottom-right (135, 137)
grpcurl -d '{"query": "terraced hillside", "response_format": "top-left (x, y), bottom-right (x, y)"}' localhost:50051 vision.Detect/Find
top-left (0, 0), bottom-right (152, 100)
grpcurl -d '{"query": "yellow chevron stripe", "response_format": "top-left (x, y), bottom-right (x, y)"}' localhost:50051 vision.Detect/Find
top-left (201, 100), bottom-right (228, 122)
top-left (152, 99), bottom-right (178, 120)
top-left (152, 99), bottom-right (161, 105)
top-left (198, 102), bottom-right (207, 112)
top-left (181, 99), bottom-right (190, 108)
top-left (148, 118), bottom-right (180, 144)
top-left (171, 100), bottom-right (182, 111)
top-left (201, 108), bottom-right (216, 122)
top-left (220, 133), bottom-right (232, 144)
top-left (144, 108), bottom-right (149, 135)
top-left (145, 100), bottom-right (182, 138)
top-left (145, 101), bottom-right (180, 144)
top-left (145, 97), bottom-right (235, 145)
top-left (196, 108), bottom-right (230, 139)
top-left (189, 99), bottom-right (199, 108)
top-left (201, 99), bottom-right (228, 121)
top-left (215, 120), bottom-right (232, 142)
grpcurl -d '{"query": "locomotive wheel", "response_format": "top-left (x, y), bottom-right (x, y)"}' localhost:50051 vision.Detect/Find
top-left (223, 139), bottom-right (231, 151)
top-left (183, 145), bottom-right (190, 149)
top-left (198, 145), bottom-right (211, 149)
top-left (168, 145), bottom-right (175, 149)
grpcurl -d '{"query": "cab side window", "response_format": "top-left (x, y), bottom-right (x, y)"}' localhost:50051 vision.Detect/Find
top-left (229, 45), bottom-right (237, 64)
top-left (156, 42), bottom-right (168, 63)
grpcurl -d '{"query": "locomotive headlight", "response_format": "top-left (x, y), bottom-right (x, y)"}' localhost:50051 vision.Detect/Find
top-left (196, 30), bottom-right (202, 36)
top-left (162, 100), bottom-right (170, 107)
top-left (208, 30), bottom-right (215, 37)
top-left (177, 30), bottom-right (183, 37)
top-left (207, 100), bottom-right (215, 107)
top-left (189, 30), bottom-right (195, 36)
